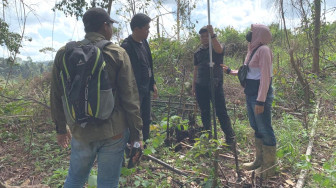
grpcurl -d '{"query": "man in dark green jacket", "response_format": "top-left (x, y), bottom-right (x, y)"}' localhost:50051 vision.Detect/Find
top-left (50, 7), bottom-right (142, 188)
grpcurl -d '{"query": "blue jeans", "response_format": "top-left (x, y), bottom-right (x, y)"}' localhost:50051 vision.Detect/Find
top-left (246, 93), bottom-right (276, 146)
top-left (64, 129), bottom-right (129, 188)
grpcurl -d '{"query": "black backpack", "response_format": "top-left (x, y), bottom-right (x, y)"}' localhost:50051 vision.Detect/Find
top-left (59, 39), bottom-right (114, 127)
top-left (238, 45), bottom-right (262, 87)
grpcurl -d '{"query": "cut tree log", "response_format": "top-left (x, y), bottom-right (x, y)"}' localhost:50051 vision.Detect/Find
top-left (295, 99), bottom-right (320, 188)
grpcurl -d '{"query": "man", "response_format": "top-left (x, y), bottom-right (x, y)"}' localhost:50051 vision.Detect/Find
top-left (192, 25), bottom-right (235, 145)
top-left (121, 13), bottom-right (158, 142)
top-left (50, 8), bottom-right (143, 187)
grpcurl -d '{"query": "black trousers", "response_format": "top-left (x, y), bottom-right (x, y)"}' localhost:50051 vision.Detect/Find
top-left (195, 83), bottom-right (234, 143)
top-left (139, 91), bottom-right (151, 142)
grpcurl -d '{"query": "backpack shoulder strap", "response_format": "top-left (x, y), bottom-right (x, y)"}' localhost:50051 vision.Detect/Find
top-left (95, 40), bottom-right (112, 50)
top-left (246, 45), bottom-right (263, 66)
top-left (65, 41), bottom-right (78, 52)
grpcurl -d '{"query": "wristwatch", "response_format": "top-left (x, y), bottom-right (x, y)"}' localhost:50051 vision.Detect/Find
top-left (211, 34), bottom-right (217, 39)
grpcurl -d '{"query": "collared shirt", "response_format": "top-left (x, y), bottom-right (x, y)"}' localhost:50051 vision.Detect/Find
top-left (194, 45), bottom-right (224, 86)
top-left (50, 32), bottom-right (143, 143)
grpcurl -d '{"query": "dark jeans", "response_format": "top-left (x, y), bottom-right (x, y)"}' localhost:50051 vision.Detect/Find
top-left (195, 83), bottom-right (234, 143)
top-left (246, 92), bottom-right (276, 146)
top-left (139, 91), bottom-right (151, 142)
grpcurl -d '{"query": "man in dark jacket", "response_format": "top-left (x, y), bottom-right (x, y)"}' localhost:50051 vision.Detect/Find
top-left (121, 13), bottom-right (158, 142)
top-left (192, 25), bottom-right (235, 145)
top-left (50, 8), bottom-right (142, 187)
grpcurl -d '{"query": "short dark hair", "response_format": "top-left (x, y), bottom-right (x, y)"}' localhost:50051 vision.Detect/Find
top-left (130, 13), bottom-right (151, 31)
top-left (83, 7), bottom-right (118, 33)
top-left (199, 26), bottom-right (208, 34)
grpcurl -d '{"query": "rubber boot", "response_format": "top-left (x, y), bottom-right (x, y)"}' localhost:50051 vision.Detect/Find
top-left (242, 137), bottom-right (263, 170)
top-left (257, 145), bottom-right (277, 178)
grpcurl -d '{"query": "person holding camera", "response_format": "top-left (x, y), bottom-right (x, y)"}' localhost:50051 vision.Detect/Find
top-left (222, 24), bottom-right (276, 178)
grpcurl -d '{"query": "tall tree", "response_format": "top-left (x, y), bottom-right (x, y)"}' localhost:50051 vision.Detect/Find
top-left (312, 0), bottom-right (321, 74)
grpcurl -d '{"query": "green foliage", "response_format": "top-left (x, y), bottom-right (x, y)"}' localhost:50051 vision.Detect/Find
top-left (0, 57), bottom-right (52, 79)
top-left (312, 153), bottom-right (336, 187)
top-left (46, 168), bottom-right (68, 187)
top-left (0, 19), bottom-right (22, 54)
top-left (216, 26), bottom-right (245, 44)
top-left (275, 113), bottom-right (308, 170)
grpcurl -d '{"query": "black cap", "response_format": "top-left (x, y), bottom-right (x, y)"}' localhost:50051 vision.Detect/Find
top-left (83, 8), bottom-right (118, 30)
top-left (199, 26), bottom-right (208, 34)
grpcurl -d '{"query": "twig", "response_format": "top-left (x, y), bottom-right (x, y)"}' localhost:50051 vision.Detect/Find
top-left (0, 94), bottom-right (50, 109)
top-left (143, 154), bottom-right (188, 177)
top-left (0, 115), bottom-right (33, 119)
top-left (180, 142), bottom-right (241, 161)
top-left (295, 99), bottom-right (321, 188)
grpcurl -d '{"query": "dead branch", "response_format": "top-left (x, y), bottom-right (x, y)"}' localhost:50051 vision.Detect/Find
top-left (295, 99), bottom-right (321, 188)
top-left (143, 154), bottom-right (188, 177)
top-left (180, 142), bottom-right (241, 161)
top-left (0, 94), bottom-right (50, 109)
top-left (289, 49), bottom-right (311, 105)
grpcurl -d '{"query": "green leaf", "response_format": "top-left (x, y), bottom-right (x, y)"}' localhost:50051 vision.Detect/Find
top-left (88, 175), bottom-right (97, 187)
top-left (313, 174), bottom-right (323, 183)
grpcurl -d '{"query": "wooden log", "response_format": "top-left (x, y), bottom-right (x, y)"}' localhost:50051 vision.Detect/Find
top-left (295, 99), bottom-right (320, 188)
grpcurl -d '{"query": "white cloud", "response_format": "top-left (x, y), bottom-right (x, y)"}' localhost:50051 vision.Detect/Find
top-left (1, 0), bottom-right (335, 62)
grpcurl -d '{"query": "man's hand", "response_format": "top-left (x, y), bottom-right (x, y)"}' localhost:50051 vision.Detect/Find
top-left (153, 84), bottom-right (158, 99)
top-left (255, 105), bottom-right (264, 115)
top-left (57, 130), bottom-right (71, 148)
top-left (207, 25), bottom-right (214, 36)
top-left (128, 141), bottom-right (143, 168)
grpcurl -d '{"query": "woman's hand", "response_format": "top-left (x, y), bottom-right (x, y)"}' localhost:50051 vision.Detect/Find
top-left (220, 64), bottom-right (238, 76)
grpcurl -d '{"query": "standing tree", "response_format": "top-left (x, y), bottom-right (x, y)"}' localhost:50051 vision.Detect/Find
top-left (312, 0), bottom-right (321, 75)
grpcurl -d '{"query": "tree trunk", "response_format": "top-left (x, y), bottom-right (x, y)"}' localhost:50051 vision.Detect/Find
top-left (107, 0), bottom-right (113, 14)
top-left (312, 0), bottom-right (321, 75)
top-left (157, 17), bottom-right (160, 38)
top-left (176, 0), bottom-right (180, 41)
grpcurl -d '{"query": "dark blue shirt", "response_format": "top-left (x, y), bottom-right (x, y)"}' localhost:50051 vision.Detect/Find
top-left (194, 46), bottom-right (224, 86)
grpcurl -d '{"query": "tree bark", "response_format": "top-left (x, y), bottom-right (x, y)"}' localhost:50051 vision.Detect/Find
top-left (312, 0), bottom-right (321, 74)
top-left (176, 0), bottom-right (180, 41)
top-left (156, 17), bottom-right (160, 38)
top-left (107, 0), bottom-right (113, 14)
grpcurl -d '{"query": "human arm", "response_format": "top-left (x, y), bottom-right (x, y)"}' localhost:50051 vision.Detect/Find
top-left (220, 64), bottom-right (238, 76)
top-left (207, 25), bottom-right (223, 54)
top-left (255, 47), bottom-right (273, 114)
top-left (153, 84), bottom-right (158, 99)
top-left (50, 48), bottom-right (72, 148)
top-left (116, 50), bottom-right (143, 143)
top-left (192, 66), bottom-right (198, 96)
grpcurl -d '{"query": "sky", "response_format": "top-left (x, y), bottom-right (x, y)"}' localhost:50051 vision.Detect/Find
top-left (1, 0), bottom-right (336, 62)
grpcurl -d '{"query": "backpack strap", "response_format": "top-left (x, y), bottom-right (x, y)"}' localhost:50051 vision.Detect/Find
top-left (246, 45), bottom-right (263, 66)
top-left (65, 41), bottom-right (78, 52)
top-left (95, 40), bottom-right (112, 50)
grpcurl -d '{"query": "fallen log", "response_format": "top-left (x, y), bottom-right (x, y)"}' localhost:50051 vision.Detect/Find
top-left (295, 99), bottom-right (320, 188)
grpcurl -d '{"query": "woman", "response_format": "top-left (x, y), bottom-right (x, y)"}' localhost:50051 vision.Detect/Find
top-left (222, 24), bottom-right (276, 178)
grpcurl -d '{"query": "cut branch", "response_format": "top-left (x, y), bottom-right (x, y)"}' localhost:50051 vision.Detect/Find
top-left (143, 154), bottom-right (188, 177)
top-left (295, 99), bottom-right (320, 188)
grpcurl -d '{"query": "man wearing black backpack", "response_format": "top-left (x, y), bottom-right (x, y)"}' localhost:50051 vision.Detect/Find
top-left (50, 8), bottom-right (143, 188)
top-left (121, 13), bottom-right (158, 143)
